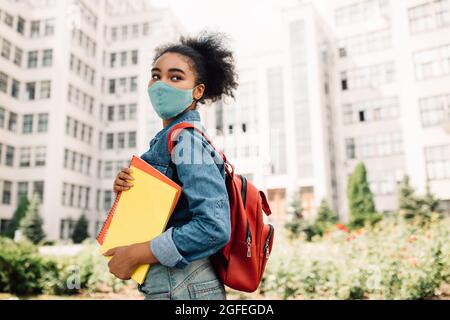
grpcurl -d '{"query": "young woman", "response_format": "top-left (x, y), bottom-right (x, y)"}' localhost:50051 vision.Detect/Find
top-left (104, 31), bottom-right (239, 300)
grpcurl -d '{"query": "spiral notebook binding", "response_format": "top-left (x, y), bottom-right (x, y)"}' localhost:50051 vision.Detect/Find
top-left (96, 192), bottom-right (121, 244)
top-left (96, 156), bottom-right (136, 245)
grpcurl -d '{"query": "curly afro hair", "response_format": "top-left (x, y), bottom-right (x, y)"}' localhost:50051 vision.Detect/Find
top-left (153, 30), bottom-right (239, 105)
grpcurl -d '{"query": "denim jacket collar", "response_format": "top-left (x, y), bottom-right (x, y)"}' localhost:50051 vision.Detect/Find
top-left (154, 109), bottom-right (201, 140)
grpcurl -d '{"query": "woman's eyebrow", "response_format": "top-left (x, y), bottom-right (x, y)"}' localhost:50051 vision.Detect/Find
top-left (168, 68), bottom-right (186, 74)
top-left (151, 67), bottom-right (185, 74)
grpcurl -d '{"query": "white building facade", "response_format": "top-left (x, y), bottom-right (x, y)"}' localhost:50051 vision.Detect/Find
top-left (0, 0), bottom-right (184, 239)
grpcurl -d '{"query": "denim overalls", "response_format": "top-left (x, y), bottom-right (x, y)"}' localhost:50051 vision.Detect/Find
top-left (137, 109), bottom-right (231, 300)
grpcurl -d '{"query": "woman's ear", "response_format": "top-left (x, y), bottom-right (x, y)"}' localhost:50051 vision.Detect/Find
top-left (193, 84), bottom-right (205, 101)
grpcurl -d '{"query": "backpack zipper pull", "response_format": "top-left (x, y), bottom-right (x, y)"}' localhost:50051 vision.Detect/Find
top-left (265, 243), bottom-right (270, 259)
top-left (246, 236), bottom-right (252, 258)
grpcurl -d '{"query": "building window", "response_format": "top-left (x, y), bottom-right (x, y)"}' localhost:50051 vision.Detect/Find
top-left (109, 79), bottom-right (116, 94)
top-left (343, 97), bottom-right (400, 125)
top-left (1, 39), bottom-right (11, 59)
top-left (143, 23), bottom-right (149, 36)
top-left (2, 181), bottom-right (12, 205)
top-left (132, 24), bottom-right (139, 38)
top-left (107, 105), bottom-right (114, 121)
top-left (118, 105), bottom-right (126, 121)
top-left (122, 25), bottom-right (128, 40)
top-left (40, 81), bottom-right (51, 99)
top-left (73, 119), bottom-right (78, 138)
top-left (409, 0), bottom-right (450, 34)
top-left (69, 185), bottom-right (75, 206)
top-left (35, 147), bottom-right (46, 166)
top-left (38, 113), bottom-right (49, 132)
top-left (104, 190), bottom-right (112, 210)
top-left (118, 132), bottom-right (125, 149)
top-left (104, 161), bottom-right (112, 178)
top-left (8, 112), bottom-right (17, 132)
top-left (71, 151), bottom-right (76, 170)
top-left (0, 107), bottom-right (5, 128)
top-left (26, 82), bottom-right (36, 100)
top-left (4, 13), bottom-right (14, 27)
top-left (0, 219), bottom-right (11, 235)
top-left (22, 114), bottom-right (33, 134)
top-left (14, 47), bottom-right (22, 66)
top-left (17, 182), bottom-right (29, 200)
top-left (33, 181), bottom-right (44, 200)
top-left (64, 149), bottom-right (69, 169)
top-left (19, 147), bottom-right (31, 167)
top-left (414, 44), bottom-right (450, 80)
top-left (131, 50), bottom-right (138, 65)
top-left (129, 104), bottom-right (137, 120)
top-left (341, 72), bottom-right (348, 90)
top-left (11, 79), bottom-right (20, 98)
top-left (6, 146), bottom-right (15, 167)
top-left (128, 132), bottom-right (136, 148)
top-left (345, 138), bottom-right (356, 159)
top-left (62, 183), bottom-right (67, 206)
top-left (44, 18), bottom-right (55, 36)
top-left (30, 20), bottom-right (40, 38)
top-left (28, 51), bottom-right (38, 68)
top-left (425, 144), bottom-right (450, 180)
top-left (110, 53), bottom-right (116, 68)
top-left (17, 16), bottom-right (25, 35)
top-left (419, 93), bottom-right (450, 127)
top-left (121, 51), bottom-right (127, 67)
top-left (335, 0), bottom-right (389, 27)
top-left (130, 76), bottom-right (138, 92)
top-left (106, 133), bottom-right (114, 149)
top-left (346, 132), bottom-right (403, 160)
top-left (111, 27), bottom-right (117, 41)
top-left (0, 72), bottom-right (8, 93)
top-left (42, 49), bottom-right (53, 67)
top-left (85, 187), bottom-right (90, 209)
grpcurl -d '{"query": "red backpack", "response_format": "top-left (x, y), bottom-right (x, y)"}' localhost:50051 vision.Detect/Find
top-left (168, 122), bottom-right (275, 293)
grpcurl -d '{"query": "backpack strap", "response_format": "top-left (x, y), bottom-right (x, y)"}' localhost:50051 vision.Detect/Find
top-left (167, 122), bottom-right (234, 176)
top-left (259, 191), bottom-right (272, 216)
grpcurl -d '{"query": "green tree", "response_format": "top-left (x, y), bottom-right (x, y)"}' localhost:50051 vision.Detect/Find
top-left (4, 195), bottom-right (29, 238)
top-left (398, 175), bottom-right (420, 219)
top-left (310, 199), bottom-right (338, 237)
top-left (397, 177), bottom-right (441, 222)
top-left (420, 184), bottom-right (440, 213)
top-left (72, 214), bottom-right (90, 244)
top-left (285, 192), bottom-right (310, 240)
top-left (19, 193), bottom-right (46, 245)
top-left (347, 162), bottom-right (378, 228)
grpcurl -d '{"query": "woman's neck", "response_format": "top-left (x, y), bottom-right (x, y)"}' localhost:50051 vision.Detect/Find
top-left (162, 105), bottom-right (196, 128)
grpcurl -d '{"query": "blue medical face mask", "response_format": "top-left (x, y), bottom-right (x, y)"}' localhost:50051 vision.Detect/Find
top-left (147, 81), bottom-right (196, 120)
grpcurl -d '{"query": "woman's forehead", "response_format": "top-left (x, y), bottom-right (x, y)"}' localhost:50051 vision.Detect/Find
top-left (154, 52), bottom-right (194, 73)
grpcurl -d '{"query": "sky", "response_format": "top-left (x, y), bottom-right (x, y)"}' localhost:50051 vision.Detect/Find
top-left (149, 0), bottom-right (301, 59)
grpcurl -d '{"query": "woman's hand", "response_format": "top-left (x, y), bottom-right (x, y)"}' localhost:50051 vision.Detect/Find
top-left (113, 167), bottom-right (134, 195)
top-left (103, 242), bottom-right (159, 280)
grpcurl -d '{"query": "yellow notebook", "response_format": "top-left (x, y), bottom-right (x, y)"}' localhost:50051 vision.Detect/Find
top-left (97, 155), bottom-right (182, 284)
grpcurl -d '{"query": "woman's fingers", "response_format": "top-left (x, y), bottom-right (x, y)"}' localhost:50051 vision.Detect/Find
top-left (122, 167), bottom-right (133, 175)
top-left (118, 171), bottom-right (134, 181)
top-left (113, 168), bottom-right (134, 194)
top-left (116, 179), bottom-right (133, 187)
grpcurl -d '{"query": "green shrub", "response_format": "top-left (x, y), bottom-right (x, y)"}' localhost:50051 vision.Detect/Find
top-left (71, 214), bottom-right (90, 244)
top-left (260, 217), bottom-right (450, 300)
top-left (0, 237), bottom-right (59, 296)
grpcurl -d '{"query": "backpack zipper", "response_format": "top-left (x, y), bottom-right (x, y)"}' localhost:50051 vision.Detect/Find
top-left (246, 221), bottom-right (252, 258)
top-left (264, 224), bottom-right (274, 259)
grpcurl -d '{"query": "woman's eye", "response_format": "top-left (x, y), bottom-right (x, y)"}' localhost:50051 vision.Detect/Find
top-left (151, 74), bottom-right (160, 80)
top-left (171, 76), bottom-right (182, 81)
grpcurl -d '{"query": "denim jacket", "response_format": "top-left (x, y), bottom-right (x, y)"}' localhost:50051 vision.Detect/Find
top-left (140, 109), bottom-right (231, 269)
